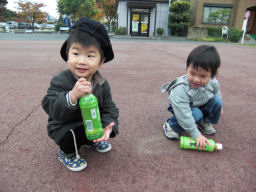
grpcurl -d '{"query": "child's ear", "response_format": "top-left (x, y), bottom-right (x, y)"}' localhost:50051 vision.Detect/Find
top-left (100, 58), bottom-right (106, 66)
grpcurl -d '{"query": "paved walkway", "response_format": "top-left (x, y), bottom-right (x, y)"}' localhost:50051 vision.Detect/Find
top-left (0, 37), bottom-right (256, 192)
top-left (1, 32), bottom-right (256, 44)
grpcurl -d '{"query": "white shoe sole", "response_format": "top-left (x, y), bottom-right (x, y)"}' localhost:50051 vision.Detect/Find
top-left (58, 157), bottom-right (87, 172)
top-left (163, 123), bottom-right (179, 140)
top-left (84, 143), bottom-right (112, 153)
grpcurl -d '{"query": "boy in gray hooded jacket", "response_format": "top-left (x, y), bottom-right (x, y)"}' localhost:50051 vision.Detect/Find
top-left (161, 45), bottom-right (222, 149)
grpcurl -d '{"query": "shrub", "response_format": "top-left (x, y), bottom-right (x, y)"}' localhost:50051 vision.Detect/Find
top-left (156, 27), bottom-right (164, 36)
top-left (114, 27), bottom-right (127, 35)
top-left (169, 1), bottom-right (191, 36)
top-left (207, 27), bottom-right (222, 37)
top-left (228, 27), bottom-right (243, 42)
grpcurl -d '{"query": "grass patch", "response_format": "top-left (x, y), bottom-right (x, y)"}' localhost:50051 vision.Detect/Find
top-left (240, 44), bottom-right (256, 47)
top-left (189, 36), bottom-right (229, 42)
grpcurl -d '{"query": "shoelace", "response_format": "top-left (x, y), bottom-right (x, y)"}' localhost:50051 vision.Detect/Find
top-left (70, 129), bottom-right (80, 159)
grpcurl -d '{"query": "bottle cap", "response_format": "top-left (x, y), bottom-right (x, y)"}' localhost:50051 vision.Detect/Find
top-left (215, 143), bottom-right (223, 150)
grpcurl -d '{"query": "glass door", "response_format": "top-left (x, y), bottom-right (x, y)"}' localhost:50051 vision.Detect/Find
top-left (131, 13), bottom-right (140, 36)
top-left (130, 9), bottom-right (150, 37)
top-left (140, 14), bottom-right (149, 37)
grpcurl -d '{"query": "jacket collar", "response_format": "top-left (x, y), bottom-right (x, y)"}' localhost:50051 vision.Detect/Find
top-left (92, 70), bottom-right (105, 89)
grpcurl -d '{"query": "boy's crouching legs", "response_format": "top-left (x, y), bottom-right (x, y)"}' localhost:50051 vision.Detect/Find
top-left (163, 119), bottom-right (179, 140)
top-left (202, 96), bottom-right (222, 124)
top-left (58, 127), bottom-right (88, 171)
top-left (199, 96), bottom-right (222, 135)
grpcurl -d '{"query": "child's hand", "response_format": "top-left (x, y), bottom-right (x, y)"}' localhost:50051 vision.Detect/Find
top-left (195, 135), bottom-right (210, 150)
top-left (70, 78), bottom-right (92, 103)
top-left (221, 107), bottom-right (224, 115)
top-left (93, 122), bottom-right (115, 143)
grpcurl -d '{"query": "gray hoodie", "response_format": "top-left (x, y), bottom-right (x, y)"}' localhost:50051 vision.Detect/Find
top-left (161, 75), bottom-right (221, 139)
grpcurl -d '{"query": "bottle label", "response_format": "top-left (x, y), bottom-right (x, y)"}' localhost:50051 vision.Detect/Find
top-left (91, 108), bottom-right (97, 119)
top-left (86, 120), bottom-right (93, 132)
top-left (180, 136), bottom-right (215, 152)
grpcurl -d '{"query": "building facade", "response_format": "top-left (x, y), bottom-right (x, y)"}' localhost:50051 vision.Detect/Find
top-left (190, 0), bottom-right (256, 34)
top-left (115, 0), bottom-right (170, 37)
top-left (115, 0), bottom-right (256, 37)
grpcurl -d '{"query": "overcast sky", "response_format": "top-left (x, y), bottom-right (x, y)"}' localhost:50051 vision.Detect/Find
top-left (6, 0), bottom-right (59, 18)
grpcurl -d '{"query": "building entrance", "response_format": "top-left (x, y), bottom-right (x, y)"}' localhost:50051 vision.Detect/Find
top-left (130, 9), bottom-right (150, 37)
top-left (247, 7), bottom-right (256, 34)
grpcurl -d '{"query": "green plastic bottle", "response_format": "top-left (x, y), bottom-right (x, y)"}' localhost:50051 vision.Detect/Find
top-left (79, 94), bottom-right (104, 140)
top-left (180, 136), bottom-right (222, 152)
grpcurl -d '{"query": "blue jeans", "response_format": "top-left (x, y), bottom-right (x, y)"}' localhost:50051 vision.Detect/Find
top-left (167, 96), bottom-right (222, 134)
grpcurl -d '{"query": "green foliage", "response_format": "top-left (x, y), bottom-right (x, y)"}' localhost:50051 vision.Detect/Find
top-left (250, 34), bottom-right (256, 41)
top-left (114, 27), bottom-right (127, 35)
top-left (201, 37), bottom-right (228, 42)
top-left (0, 9), bottom-right (18, 21)
top-left (58, 0), bottom-right (98, 21)
top-left (169, 1), bottom-right (191, 36)
top-left (78, 0), bottom-right (98, 18)
top-left (207, 27), bottom-right (222, 37)
top-left (192, 27), bottom-right (242, 43)
top-left (156, 27), bottom-right (164, 36)
top-left (228, 27), bottom-right (243, 42)
top-left (170, 1), bottom-right (190, 13)
top-left (169, 22), bottom-right (189, 36)
top-left (208, 9), bottom-right (231, 25)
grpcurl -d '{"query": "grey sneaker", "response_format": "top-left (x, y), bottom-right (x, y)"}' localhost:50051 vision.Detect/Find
top-left (163, 121), bottom-right (179, 140)
top-left (199, 123), bottom-right (216, 135)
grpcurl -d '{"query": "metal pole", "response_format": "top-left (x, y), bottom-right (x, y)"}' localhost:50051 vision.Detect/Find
top-left (241, 18), bottom-right (248, 44)
top-left (241, 11), bottom-right (250, 44)
top-left (166, 0), bottom-right (171, 37)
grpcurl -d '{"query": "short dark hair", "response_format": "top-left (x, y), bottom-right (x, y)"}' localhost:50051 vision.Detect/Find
top-left (66, 29), bottom-right (104, 62)
top-left (186, 45), bottom-right (220, 77)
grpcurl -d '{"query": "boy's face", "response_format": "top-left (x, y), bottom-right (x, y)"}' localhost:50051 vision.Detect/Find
top-left (186, 63), bottom-right (211, 88)
top-left (67, 42), bottom-right (104, 81)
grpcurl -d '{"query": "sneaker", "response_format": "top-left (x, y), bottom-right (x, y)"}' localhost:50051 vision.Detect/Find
top-left (198, 123), bottom-right (216, 135)
top-left (57, 148), bottom-right (87, 172)
top-left (163, 121), bottom-right (179, 140)
top-left (85, 141), bottom-right (112, 153)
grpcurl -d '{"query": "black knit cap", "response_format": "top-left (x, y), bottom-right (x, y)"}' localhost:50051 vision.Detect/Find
top-left (60, 17), bottom-right (114, 63)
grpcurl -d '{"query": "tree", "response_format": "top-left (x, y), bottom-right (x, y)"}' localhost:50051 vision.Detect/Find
top-left (58, 0), bottom-right (99, 21)
top-left (93, 3), bottom-right (104, 22)
top-left (96, 0), bottom-right (116, 30)
top-left (17, 0), bottom-right (47, 28)
top-left (1, 9), bottom-right (18, 21)
top-left (168, 1), bottom-right (191, 36)
top-left (0, 0), bottom-right (8, 17)
top-left (208, 9), bottom-right (231, 26)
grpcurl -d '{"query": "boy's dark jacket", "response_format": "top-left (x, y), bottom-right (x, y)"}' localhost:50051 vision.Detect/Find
top-left (42, 69), bottom-right (119, 145)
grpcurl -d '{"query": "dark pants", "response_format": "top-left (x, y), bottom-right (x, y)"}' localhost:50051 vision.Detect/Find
top-left (167, 96), bottom-right (222, 134)
top-left (59, 125), bottom-right (94, 154)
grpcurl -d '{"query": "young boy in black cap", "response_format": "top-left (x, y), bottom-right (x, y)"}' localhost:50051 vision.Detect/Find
top-left (42, 17), bottom-right (119, 171)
